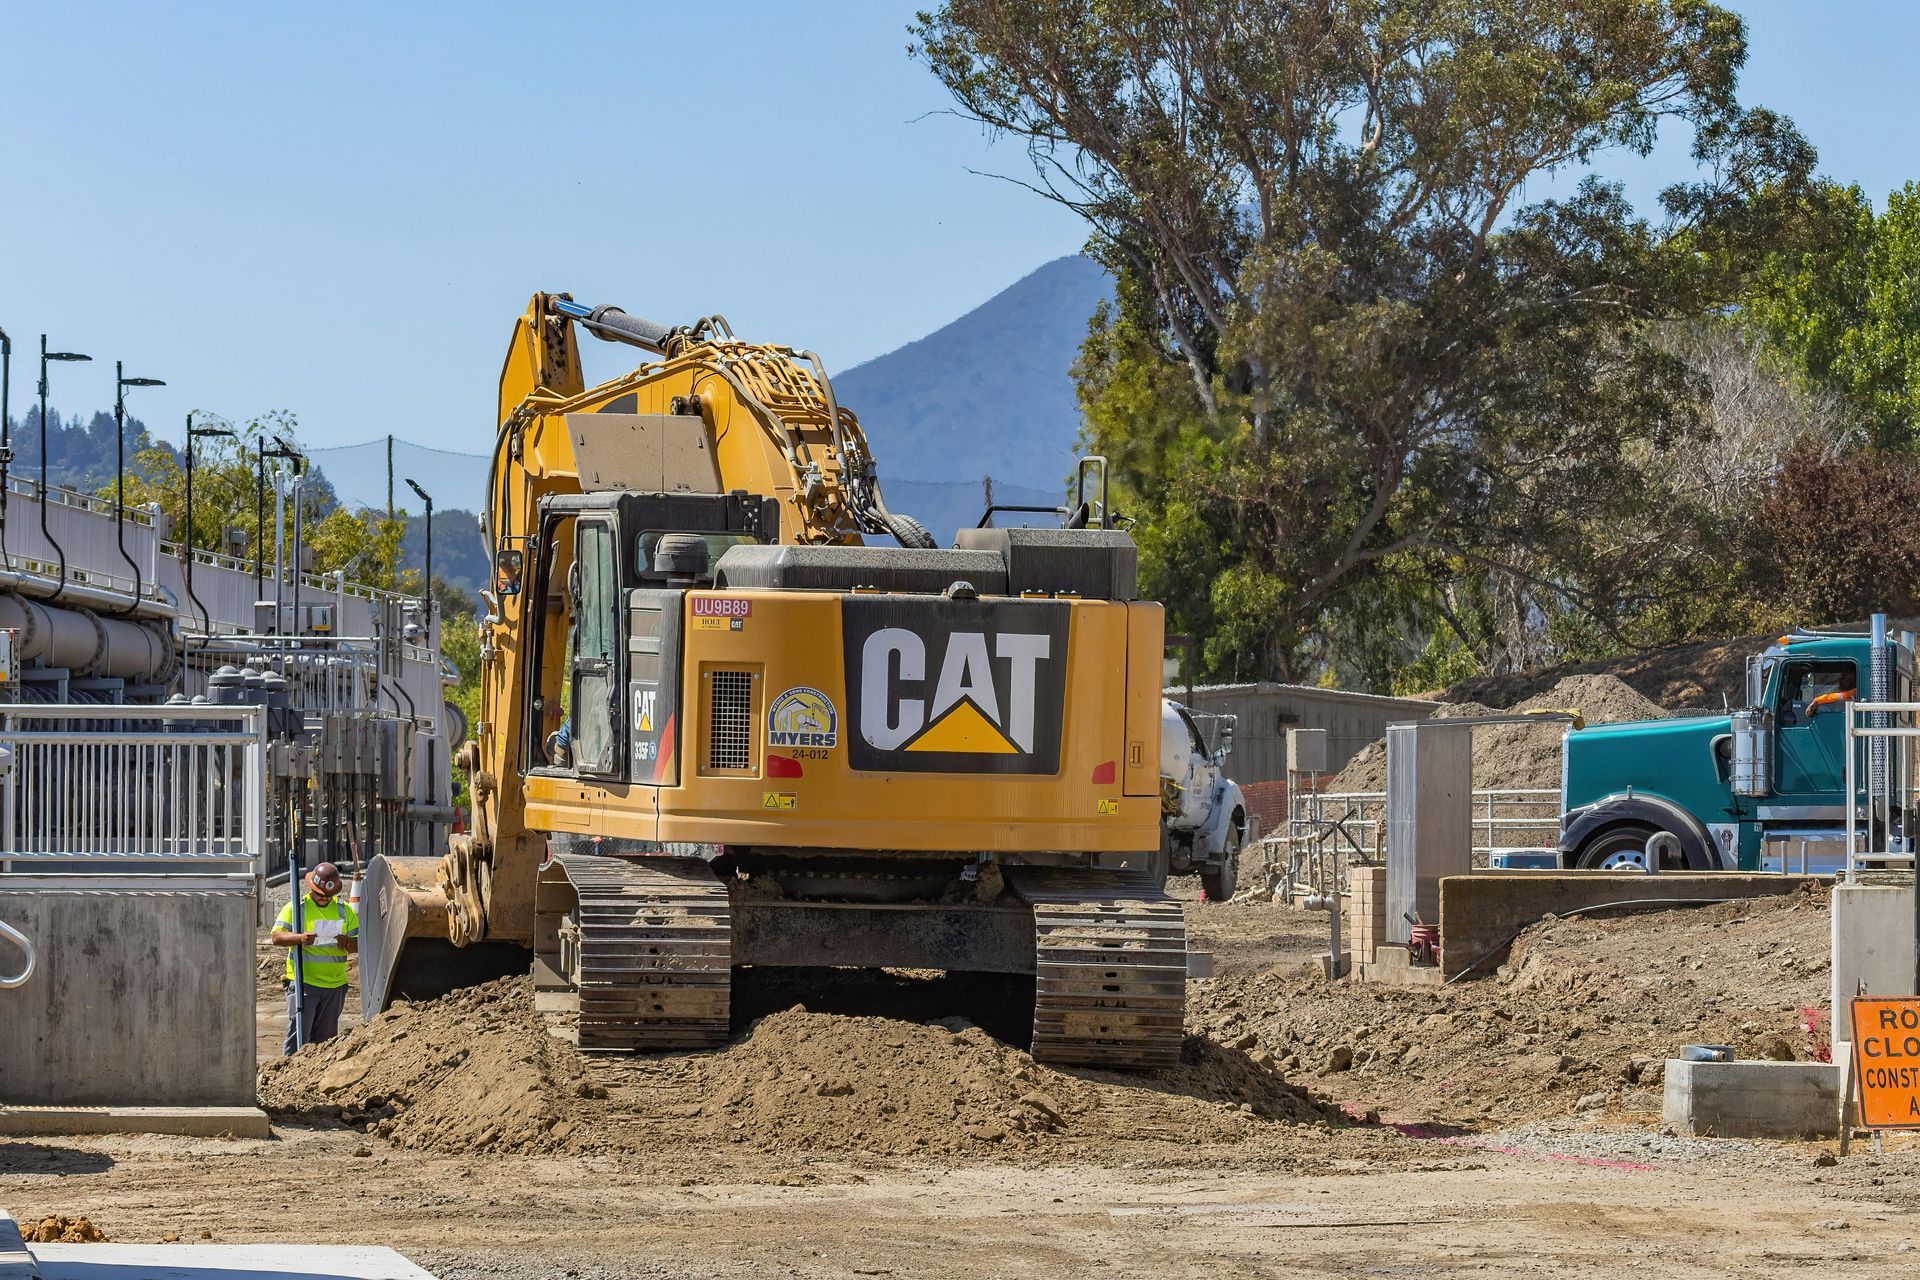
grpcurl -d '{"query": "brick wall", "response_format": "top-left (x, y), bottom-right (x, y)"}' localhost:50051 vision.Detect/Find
top-left (1348, 864), bottom-right (1387, 971)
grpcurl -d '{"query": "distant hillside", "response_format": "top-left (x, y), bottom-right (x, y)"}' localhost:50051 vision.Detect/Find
top-left (884, 477), bottom-right (1066, 547)
top-left (306, 257), bottom-right (1108, 550)
top-left (308, 438), bottom-right (492, 515)
top-left (835, 255), bottom-right (1112, 489)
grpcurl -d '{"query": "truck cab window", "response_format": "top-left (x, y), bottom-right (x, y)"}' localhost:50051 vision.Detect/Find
top-left (1176, 706), bottom-right (1209, 756)
top-left (1777, 661), bottom-right (1856, 725)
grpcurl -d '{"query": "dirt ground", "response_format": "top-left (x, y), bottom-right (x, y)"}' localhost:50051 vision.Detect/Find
top-left (8, 891), bottom-right (1920, 1278)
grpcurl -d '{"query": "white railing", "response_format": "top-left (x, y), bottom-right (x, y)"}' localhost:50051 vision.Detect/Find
top-left (1266, 786), bottom-right (1561, 898)
top-left (1843, 700), bottom-right (1919, 880)
top-left (0, 704), bottom-right (267, 876)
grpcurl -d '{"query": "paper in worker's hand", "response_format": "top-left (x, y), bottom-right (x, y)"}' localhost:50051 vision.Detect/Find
top-left (311, 919), bottom-right (343, 945)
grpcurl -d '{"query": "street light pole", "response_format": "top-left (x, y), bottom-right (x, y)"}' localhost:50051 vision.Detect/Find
top-left (37, 336), bottom-right (92, 601)
top-left (113, 361), bottom-right (166, 612)
top-left (184, 414), bottom-right (235, 636)
top-left (406, 478), bottom-right (433, 643)
top-left (0, 325), bottom-right (12, 567)
top-left (256, 438), bottom-right (304, 629)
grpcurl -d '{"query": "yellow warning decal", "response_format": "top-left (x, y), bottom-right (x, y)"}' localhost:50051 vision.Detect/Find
top-left (904, 700), bottom-right (1019, 754)
top-left (761, 791), bottom-right (798, 811)
top-left (1096, 798), bottom-right (1120, 816)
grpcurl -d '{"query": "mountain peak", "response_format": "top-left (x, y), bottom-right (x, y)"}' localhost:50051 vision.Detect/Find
top-left (834, 254), bottom-right (1112, 490)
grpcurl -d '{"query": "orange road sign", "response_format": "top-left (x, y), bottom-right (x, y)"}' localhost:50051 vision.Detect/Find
top-left (1850, 998), bottom-right (1920, 1129)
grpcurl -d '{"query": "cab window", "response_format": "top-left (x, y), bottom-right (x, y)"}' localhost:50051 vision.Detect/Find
top-left (1777, 661), bottom-right (1856, 725)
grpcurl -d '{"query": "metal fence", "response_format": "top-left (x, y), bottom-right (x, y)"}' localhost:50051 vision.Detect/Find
top-left (0, 704), bottom-right (267, 877)
top-left (1264, 786), bottom-right (1561, 899)
top-left (183, 638), bottom-right (384, 716)
top-left (1844, 699), bottom-right (1919, 880)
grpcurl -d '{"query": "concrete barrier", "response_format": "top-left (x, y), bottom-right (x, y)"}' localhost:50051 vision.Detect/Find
top-left (1437, 873), bottom-right (1817, 981)
top-left (1662, 1058), bottom-right (1840, 1139)
top-left (0, 875), bottom-right (255, 1107)
top-left (1831, 882), bottom-right (1916, 1016)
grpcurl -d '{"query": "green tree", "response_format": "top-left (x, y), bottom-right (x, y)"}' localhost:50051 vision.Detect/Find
top-left (916, 0), bottom-right (1815, 681)
top-left (116, 411), bottom-right (406, 586)
top-left (1746, 181), bottom-right (1920, 447)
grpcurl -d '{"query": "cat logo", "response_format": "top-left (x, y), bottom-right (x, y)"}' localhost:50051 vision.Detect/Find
top-left (767, 686), bottom-right (838, 749)
top-left (842, 599), bottom-right (1069, 774)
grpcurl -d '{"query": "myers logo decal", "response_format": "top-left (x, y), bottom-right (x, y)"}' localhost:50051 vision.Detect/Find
top-left (768, 686), bottom-right (838, 749)
top-left (842, 599), bottom-right (1069, 773)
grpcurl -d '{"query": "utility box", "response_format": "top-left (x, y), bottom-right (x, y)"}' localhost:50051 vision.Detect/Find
top-left (1385, 720), bottom-right (1472, 945)
top-left (1286, 727), bottom-right (1328, 775)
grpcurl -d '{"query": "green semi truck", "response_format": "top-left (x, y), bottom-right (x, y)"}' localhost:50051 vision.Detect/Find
top-left (1558, 617), bottom-right (1910, 873)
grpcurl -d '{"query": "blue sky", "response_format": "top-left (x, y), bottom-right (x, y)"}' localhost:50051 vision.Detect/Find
top-left (1, 1), bottom-right (1915, 482)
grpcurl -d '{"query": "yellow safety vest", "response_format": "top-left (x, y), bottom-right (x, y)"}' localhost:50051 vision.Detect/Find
top-left (275, 894), bottom-right (358, 989)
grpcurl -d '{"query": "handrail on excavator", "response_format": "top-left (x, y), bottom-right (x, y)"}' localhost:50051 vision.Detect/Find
top-left (0, 916), bottom-right (35, 989)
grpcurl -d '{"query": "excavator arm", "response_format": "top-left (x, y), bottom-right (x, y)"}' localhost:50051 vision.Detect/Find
top-left (366, 292), bottom-right (933, 1010)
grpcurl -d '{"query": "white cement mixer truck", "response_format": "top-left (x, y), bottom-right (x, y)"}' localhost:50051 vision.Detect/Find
top-left (1161, 699), bottom-right (1248, 901)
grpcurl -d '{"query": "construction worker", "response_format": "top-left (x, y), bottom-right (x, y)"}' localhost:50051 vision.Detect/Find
top-left (271, 862), bottom-right (358, 1054)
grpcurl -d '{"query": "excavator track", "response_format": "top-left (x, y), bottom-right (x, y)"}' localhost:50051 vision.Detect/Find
top-left (1008, 867), bottom-right (1188, 1071)
top-left (549, 854), bottom-right (732, 1052)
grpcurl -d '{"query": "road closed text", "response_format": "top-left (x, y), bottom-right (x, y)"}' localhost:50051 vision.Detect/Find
top-left (1850, 998), bottom-right (1920, 1128)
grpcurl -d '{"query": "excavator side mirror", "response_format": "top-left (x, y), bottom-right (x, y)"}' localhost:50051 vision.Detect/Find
top-left (493, 549), bottom-right (523, 598)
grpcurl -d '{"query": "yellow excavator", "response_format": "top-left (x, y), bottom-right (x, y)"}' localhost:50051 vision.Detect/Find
top-left (360, 294), bottom-right (1187, 1068)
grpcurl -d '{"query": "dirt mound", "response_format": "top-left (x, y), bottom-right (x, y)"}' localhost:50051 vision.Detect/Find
top-left (263, 976), bottom-right (1349, 1159)
top-left (260, 978), bottom-right (591, 1155)
top-left (1191, 885), bottom-right (1831, 1125)
top-left (19, 1215), bottom-right (108, 1243)
top-left (1328, 674), bottom-right (1665, 795)
top-left (1440, 632), bottom-right (1781, 713)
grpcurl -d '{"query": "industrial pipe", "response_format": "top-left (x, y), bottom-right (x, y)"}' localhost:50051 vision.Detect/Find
top-left (0, 561), bottom-right (174, 621)
top-left (0, 592), bottom-right (176, 682)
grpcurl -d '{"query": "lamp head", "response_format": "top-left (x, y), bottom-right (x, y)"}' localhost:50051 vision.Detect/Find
top-left (405, 478), bottom-right (430, 505)
top-left (45, 352), bottom-right (90, 363)
top-left (119, 376), bottom-right (165, 388)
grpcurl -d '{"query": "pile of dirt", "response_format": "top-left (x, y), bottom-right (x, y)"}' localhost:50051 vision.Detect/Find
top-left (1439, 631), bottom-right (1780, 713)
top-left (1329, 674), bottom-right (1667, 795)
top-left (260, 978), bottom-right (593, 1155)
top-left (1190, 886), bottom-right (1831, 1126)
top-left (18, 1215), bottom-right (108, 1243)
top-left (263, 976), bottom-right (1350, 1159)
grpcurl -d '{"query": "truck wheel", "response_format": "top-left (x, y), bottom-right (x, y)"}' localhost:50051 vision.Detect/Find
top-left (1576, 823), bottom-right (1678, 872)
top-left (1201, 831), bottom-right (1242, 903)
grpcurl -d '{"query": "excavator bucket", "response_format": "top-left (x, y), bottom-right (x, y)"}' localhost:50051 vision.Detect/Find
top-left (359, 854), bottom-right (526, 1022)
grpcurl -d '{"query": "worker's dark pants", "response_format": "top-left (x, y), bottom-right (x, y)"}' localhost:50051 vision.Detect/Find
top-left (283, 982), bottom-right (347, 1055)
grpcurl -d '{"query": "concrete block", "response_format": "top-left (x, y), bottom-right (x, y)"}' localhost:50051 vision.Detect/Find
top-left (1831, 883), bottom-right (1916, 1020)
top-left (1662, 1058), bottom-right (1840, 1139)
top-left (1359, 944), bottom-right (1445, 988)
top-left (31, 1242), bottom-right (438, 1278)
top-left (0, 1208), bottom-right (35, 1280)
top-left (1439, 873), bottom-right (1817, 980)
top-left (0, 1106), bottom-right (270, 1140)
top-left (0, 878), bottom-right (256, 1106)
